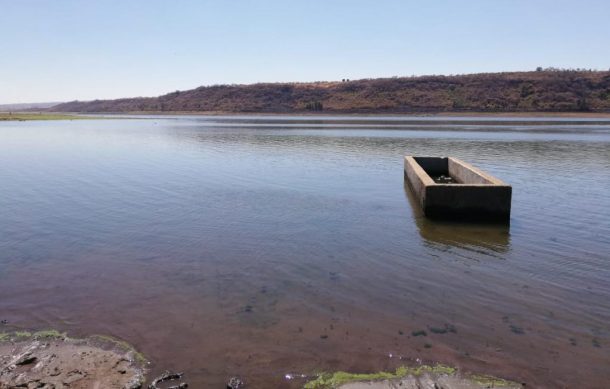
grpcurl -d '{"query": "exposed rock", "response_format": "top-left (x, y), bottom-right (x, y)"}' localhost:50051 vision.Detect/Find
top-left (227, 376), bottom-right (245, 388)
top-left (148, 370), bottom-right (187, 389)
top-left (0, 333), bottom-right (146, 389)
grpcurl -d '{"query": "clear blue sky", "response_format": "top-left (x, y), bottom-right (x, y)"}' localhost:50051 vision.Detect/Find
top-left (1, 0), bottom-right (609, 104)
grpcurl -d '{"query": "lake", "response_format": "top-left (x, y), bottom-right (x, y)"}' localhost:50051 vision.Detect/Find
top-left (0, 115), bottom-right (609, 388)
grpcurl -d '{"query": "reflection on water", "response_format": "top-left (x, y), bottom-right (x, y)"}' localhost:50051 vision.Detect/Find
top-left (403, 182), bottom-right (511, 253)
top-left (0, 116), bottom-right (609, 388)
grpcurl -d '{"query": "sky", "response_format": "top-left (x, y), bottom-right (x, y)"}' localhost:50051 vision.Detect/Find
top-left (1, 0), bottom-right (610, 104)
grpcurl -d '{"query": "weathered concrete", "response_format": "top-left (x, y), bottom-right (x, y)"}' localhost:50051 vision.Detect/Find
top-left (404, 156), bottom-right (511, 222)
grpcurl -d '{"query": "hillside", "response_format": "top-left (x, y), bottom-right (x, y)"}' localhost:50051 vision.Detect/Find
top-left (51, 70), bottom-right (610, 114)
top-left (0, 102), bottom-right (63, 112)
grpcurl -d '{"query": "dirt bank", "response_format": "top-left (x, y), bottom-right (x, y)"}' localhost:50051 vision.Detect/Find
top-left (0, 332), bottom-right (146, 389)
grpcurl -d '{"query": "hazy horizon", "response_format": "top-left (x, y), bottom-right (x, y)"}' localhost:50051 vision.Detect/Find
top-left (2, 0), bottom-right (610, 104)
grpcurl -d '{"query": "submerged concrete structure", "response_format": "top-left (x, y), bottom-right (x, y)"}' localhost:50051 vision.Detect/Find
top-left (404, 156), bottom-right (511, 222)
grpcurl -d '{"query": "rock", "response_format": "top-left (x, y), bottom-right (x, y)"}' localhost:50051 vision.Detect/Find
top-left (148, 371), bottom-right (186, 389)
top-left (0, 334), bottom-right (147, 389)
top-left (167, 384), bottom-right (188, 389)
top-left (227, 376), bottom-right (244, 388)
top-left (15, 352), bottom-right (37, 366)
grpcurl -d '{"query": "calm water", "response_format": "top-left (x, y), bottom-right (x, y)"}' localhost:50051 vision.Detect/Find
top-left (1, 116), bottom-right (609, 388)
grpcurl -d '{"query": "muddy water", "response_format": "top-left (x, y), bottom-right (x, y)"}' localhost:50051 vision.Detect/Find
top-left (0, 116), bottom-right (609, 388)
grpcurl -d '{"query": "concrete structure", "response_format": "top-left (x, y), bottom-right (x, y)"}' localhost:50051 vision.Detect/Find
top-left (404, 156), bottom-right (511, 222)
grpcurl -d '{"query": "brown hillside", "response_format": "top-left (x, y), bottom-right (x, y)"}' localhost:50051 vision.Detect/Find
top-left (51, 70), bottom-right (610, 113)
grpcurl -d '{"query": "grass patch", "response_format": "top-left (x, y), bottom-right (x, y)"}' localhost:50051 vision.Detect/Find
top-left (13, 331), bottom-right (32, 339)
top-left (0, 330), bottom-right (65, 342)
top-left (304, 365), bottom-right (456, 388)
top-left (411, 330), bottom-right (427, 337)
top-left (33, 329), bottom-right (66, 339)
top-left (469, 373), bottom-right (520, 387)
top-left (305, 370), bottom-right (398, 388)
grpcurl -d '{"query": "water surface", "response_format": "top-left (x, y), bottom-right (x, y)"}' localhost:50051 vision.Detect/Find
top-left (1, 116), bottom-right (609, 388)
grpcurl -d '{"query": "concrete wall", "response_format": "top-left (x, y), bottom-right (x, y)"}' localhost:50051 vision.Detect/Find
top-left (448, 158), bottom-right (505, 185)
top-left (425, 184), bottom-right (512, 221)
top-left (404, 156), bottom-right (512, 222)
top-left (404, 156), bottom-right (434, 209)
top-left (413, 157), bottom-right (448, 177)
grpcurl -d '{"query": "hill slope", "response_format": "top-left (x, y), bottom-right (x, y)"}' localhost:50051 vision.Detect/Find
top-left (0, 102), bottom-right (63, 112)
top-left (51, 71), bottom-right (610, 113)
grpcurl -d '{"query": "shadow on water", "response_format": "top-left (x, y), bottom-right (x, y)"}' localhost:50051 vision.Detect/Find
top-left (403, 181), bottom-right (510, 253)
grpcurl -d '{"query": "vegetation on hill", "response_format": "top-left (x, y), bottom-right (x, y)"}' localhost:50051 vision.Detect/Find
top-left (51, 70), bottom-right (610, 114)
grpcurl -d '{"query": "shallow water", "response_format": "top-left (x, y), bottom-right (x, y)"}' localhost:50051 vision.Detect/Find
top-left (0, 115), bottom-right (609, 388)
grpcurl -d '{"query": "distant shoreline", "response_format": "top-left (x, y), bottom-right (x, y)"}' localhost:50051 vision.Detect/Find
top-left (0, 112), bottom-right (103, 121)
top-left (46, 110), bottom-right (610, 118)
top-left (5, 110), bottom-right (610, 122)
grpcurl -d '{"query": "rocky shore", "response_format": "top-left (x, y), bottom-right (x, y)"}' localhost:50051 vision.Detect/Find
top-left (0, 332), bottom-right (146, 389)
top-left (1, 330), bottom-right (523, 388)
